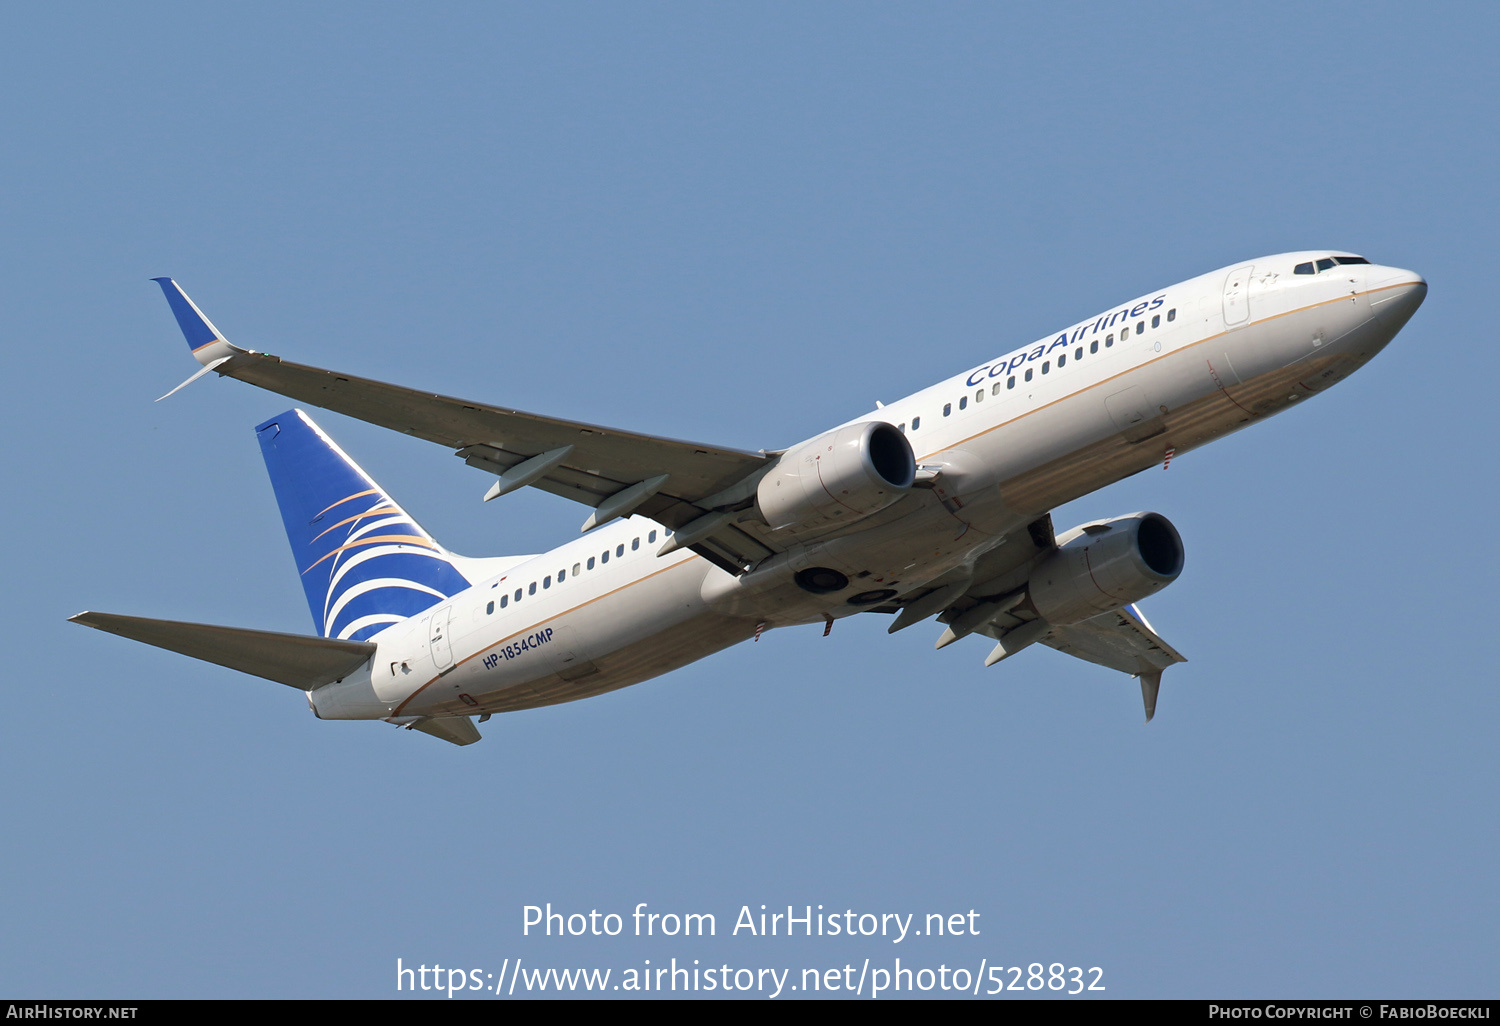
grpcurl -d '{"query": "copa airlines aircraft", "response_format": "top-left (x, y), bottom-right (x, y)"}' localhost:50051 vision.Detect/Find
top-left (72, 253), bottom-right (1426, 744)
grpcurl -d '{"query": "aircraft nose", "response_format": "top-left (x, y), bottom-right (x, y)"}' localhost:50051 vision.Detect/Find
top-left (1368, 267), bottom-right (1427, 322)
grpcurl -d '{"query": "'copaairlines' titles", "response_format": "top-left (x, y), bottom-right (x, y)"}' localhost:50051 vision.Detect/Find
top-left (964, 294), bottom-right (1169, 387)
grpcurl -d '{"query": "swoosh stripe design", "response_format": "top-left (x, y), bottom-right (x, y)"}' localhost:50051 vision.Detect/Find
top-left (256, 410), bottom-right (471, 640)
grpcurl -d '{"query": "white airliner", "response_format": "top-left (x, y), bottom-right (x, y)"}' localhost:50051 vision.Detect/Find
top-left (72, 253), bottom-right (1426, 744)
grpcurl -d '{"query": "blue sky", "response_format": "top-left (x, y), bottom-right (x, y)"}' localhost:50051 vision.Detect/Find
top-left (3, 3), bottom-right (1495, 998)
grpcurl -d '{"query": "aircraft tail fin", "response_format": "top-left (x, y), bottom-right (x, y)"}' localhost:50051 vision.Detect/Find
top-left (255, 409), bottom-right (473, 641)
top-left (68, 612), bottom-right (375, 690)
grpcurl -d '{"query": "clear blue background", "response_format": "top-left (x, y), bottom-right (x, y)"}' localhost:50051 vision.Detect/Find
top-left (2, 3), bottom-right (1493, 998)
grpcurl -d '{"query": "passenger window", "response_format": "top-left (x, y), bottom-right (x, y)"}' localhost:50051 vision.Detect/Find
top-left (993, 381), bottom-right (1003, 395)
top-left (587, 556), bottom-right (595, 570)
top-left (943, 403), bottom-right (951, 417)
top-left (558, 569), bottom-right (566, 583)
top-left (573, 562), bottom-right (581, 575)
top-left (1025, 368), bottom-right (1033, 382)
top-left (616, 544), bottom-right (624, 557)
top-left (1057, 354), bottom-right (1066, 368)
top-left (898, 423), bottom-right (905, 433)
top-left (648, 531), bottom-right (656, 544)
top-left (486, 601), bottom-right (494, 614)
top-left (1042, 361), bottom-right (1050, 374)
top-left (912, 416), bottom-right (920, 430)
top-left (1106, 334), bottom-right (1114, 347)
top-left (632, 537), bottom-right (639, 551)
top-left (1121, 327), bottom-right (1130, 340)
top-left (543, 575), bottom-right (551, 589)
top-left (1007, 376), bottom-right (1015, 389)
top-left (1075, 347), bottom-right (1082, 360)
top-left (1167, 308), bottom-right (1176, 322)
top-left (514, 589), bottom-right (522, 602)
top-left (1136, 321), bottom-right (1145, 334)
top-left (529, 582), bottom-right (537, 595)
top-left (1090, 340), bottom-right (1098, 354)
top-left (975, 389), bottom-right (983, 403)
top-left (1151, 314), bottom-right (1160, 328)
top-left (601, 551), bottom-right (609, 564)
top-left (958, 396), bottom-right (967, 410)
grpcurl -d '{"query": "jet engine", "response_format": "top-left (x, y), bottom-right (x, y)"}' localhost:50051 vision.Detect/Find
top-left (757, 421), bottom-right (916, 535)
top-left (1027, 512), bottom-right (1184, 625)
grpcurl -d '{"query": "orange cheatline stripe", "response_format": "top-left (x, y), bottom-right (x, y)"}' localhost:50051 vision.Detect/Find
top-left (301, 534), bottom-right (442, 574)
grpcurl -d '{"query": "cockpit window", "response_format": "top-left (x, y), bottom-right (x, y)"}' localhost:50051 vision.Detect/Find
top-left (1316, 258), bottom-right (1336, 272)
top-left (1294, 262), bottom-right (1315, 275)
top-left (1333, 256), bottom-right (1370, 265)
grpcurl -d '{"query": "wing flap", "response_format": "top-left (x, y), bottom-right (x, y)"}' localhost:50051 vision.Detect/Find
top-left (69, 612), bottom-right (376, 690)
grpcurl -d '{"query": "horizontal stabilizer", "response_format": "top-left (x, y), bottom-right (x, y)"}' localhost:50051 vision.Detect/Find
top-left (69, 612), bottom-right (375, 690)
top-left (407, 716), bottom-right (483, 746)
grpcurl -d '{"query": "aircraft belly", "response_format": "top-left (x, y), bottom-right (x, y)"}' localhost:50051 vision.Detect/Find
top-left (701, 496), bottom-right (1000, 623)
top-left (998, 389), bottom-right (1237, 513)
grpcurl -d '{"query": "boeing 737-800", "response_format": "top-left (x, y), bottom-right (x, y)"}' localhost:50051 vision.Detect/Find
top-left (71, 252), bottom-right (1426, 744)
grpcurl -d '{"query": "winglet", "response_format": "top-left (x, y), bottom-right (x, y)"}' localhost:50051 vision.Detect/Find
top-left (151, 277), bottom-right (242, 366)
top-left (1139, 670), bottom-right (1162, 723)
top-left (156, 356), bottom-right (232, 402)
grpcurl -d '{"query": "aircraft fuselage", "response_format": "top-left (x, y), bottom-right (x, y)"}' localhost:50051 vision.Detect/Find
top-left (307, 251), bottom-right (1426, 723)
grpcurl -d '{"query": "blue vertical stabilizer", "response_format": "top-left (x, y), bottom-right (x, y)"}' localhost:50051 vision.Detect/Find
top-left (255, 410), bottom-right (471, 640)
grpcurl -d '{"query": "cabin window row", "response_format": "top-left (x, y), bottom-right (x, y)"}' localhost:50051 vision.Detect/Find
top-left (892, 306), bottom-right (1180, 433)
top-left (483, 529), bottom-right (665, 614)
top-left (928, 307), bottom-right (1180, 408)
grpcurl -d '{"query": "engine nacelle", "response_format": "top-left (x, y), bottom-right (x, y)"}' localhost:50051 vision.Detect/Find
top-left (757, 421), bottom-right (916, 535)
top-left (1027, 512), bottom-right (1184, 625)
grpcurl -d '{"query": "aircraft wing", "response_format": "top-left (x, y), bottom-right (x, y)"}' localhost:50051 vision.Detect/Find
top-left (222, 349), bottom-right (766, 515)
top-left (153, 279), bottom-right (778, 574)
top-left (957, 603), bottom-right (1184, 721)
top-left (894, 513), bottom-right (1185, 721)
top-left (1036, 604), bottom-right (1186, 677)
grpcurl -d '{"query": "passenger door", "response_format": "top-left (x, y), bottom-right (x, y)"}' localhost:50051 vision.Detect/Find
top-left (428, 605), bottom-right (454, 671)
top-left (1222, 265), bottom-right (1254, 327)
